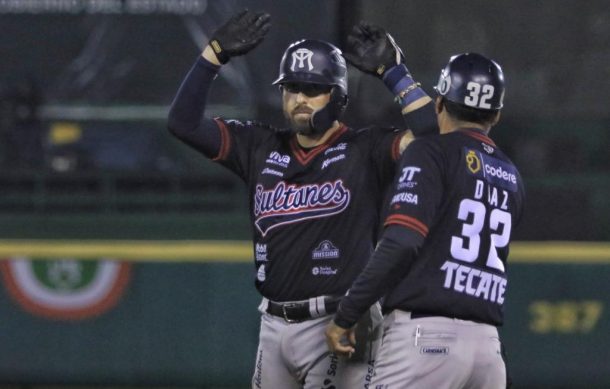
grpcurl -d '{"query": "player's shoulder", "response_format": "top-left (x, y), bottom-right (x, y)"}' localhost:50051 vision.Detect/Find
top-left (406, 132), bottom-right (444, 150)
top-left (222, 118), bottom-right (279, 132)
top-left (352, 125), bottom-right (404, 137)
top-left (220, 118), bottom-right (287, 139)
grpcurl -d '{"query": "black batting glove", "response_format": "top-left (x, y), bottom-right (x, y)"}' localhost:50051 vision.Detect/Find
top-left (344, 21), bottom-right (405, 78)
top-left (209, 10), bottom-right (271, 64)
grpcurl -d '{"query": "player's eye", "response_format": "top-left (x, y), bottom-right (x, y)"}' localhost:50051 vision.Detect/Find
top-left (283, 83), bottom-right (332, 97)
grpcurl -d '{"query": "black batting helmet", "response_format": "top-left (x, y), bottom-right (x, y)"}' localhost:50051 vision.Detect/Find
top-left (272, 39), bottom-right (348, 97)
top-left (434, 53), bottom-right (505, 110)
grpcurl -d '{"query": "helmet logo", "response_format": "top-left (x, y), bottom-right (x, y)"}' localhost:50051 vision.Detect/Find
top-left (437, 69), bottom-right (451, 95)
top-left (291, 48), bottom-right (314, 71)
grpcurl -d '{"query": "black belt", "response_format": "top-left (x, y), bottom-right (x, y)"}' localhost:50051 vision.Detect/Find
top-left (266, 297), bottom-right (340, 323)
top-left (383, 307), bottom-right (448, 319)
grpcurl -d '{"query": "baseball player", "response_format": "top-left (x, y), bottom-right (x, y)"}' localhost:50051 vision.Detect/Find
top-left (167, 12), bottom-right (437, 389)
top-left (326, 52), bottom-right (525, 389)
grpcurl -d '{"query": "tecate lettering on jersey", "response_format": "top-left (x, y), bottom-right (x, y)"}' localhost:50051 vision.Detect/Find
top-left (464, 148), bottom-right (518, 192)
top-left (253, 181), bottom-right (351, 236)
top-left (266, 151), bottom-right (291, 168)
top-left (440, 260), bottom-right (506, 304)
top-left (390, 191), bottom-right (419, 205)
top-left (312, 240), bottom-right (340, 259)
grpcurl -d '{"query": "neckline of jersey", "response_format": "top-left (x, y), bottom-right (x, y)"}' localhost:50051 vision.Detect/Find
top-left (458, 128), bottom-right (496, 147)
top-left (290, 124), bottom-right (348, 165)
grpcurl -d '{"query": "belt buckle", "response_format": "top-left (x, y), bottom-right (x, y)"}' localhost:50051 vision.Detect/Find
top-left (281, 302), bottom-right (301, 323)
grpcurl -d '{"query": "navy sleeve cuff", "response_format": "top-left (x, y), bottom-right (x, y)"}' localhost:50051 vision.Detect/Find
top-left (403, 101), bottom-right (438, 137)
top-left (333, 313), bottom-right (356, 329)
top-left (196, 55), bottom-right (221, 73)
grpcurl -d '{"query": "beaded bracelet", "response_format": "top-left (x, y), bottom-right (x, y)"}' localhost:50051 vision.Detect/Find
top-left (395, 82), bottom-right (427, 108)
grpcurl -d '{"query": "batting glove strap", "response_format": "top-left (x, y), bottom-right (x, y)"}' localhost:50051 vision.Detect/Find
top-left (382, 64), bottom-right (413, 95)
top-left (383, 64), bottom-right (427, 108)
top-left (209, 10), bottom-right (271, 64)
top-left (209, 39), bottom-right (231, 64)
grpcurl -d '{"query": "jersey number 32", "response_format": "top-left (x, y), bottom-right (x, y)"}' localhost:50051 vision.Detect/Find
top-left (450, 199), bottom-right (511, 272)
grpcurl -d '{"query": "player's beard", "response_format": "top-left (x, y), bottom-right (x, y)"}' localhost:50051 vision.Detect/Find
top-left (285, 105), bottom-right (314, 135)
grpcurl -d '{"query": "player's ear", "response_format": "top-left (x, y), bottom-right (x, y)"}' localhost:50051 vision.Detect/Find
top-left (435, 96), bottom-right (444, 114)
top-left (491, 111), bottom-right (501, 126)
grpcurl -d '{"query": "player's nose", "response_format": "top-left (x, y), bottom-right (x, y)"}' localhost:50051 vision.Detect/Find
top-left (295, 91), bottom-right (308, 103)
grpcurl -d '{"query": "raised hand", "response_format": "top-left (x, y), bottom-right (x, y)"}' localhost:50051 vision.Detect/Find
top-left (209, 10), bottom-right (271, 64)
top-left (344, 21), bottom-right (405, 77)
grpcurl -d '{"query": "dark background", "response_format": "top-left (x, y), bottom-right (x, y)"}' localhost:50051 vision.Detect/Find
top-left (0, 1), bottom-right (608, 388)
top-left (0, 0), bottom-right (607, 240)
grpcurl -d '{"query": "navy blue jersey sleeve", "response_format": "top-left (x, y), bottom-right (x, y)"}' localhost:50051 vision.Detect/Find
top-left (334, 139), bottom-right (446, 327)
top-left (212, 118), bottom-right (263, 180)
top-left (401, 101), bottom-right (438, 137)
top-left (168, 56), bottom-right (264, 180)
top-left (168, 56), bottom-right (224, 158)
top-left (384, 138), bottom-right (444, 237)
top-left (364, 127), bottom-right (405, 184)
top-left (334, 225), bottom-right (423, 328)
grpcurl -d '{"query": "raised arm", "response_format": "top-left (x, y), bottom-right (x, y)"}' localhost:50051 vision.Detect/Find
top-left (343, 21), bottom-right (438, 148)
top-left (167, 10), bottom-right (270, 157)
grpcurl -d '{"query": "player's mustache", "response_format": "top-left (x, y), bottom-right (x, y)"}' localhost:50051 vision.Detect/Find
top-left (292, 105), bottom-right (314, 115)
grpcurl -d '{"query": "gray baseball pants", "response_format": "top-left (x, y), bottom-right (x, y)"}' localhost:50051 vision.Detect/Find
top-left (252, 299), bottom-right (382, 389)
top-left (371, 310), bottom-right (506, 389)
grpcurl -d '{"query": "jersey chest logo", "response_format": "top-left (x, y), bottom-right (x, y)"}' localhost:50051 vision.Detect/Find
top-left (253, 180), bottom-right (351, 236)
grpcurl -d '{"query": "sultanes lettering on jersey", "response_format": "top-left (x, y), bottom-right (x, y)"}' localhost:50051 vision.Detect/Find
top-left (254, 180), bottom-right (351, 236)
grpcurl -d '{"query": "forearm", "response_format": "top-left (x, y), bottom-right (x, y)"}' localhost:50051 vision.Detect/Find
top-left (401, 101), bottom-right (437, 137)
top-left (334, 226), bottom-right (422, 328)
top-left (167, 54), bottom-right (223, 156)
top-left (382, 65), bottom-right (437, 137)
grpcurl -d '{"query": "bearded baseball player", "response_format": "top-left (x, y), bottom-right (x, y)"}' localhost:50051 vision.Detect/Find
top-left (168, 11), bottom-right (437, 388)
top-left (326, 51), bottom-right (525, 389)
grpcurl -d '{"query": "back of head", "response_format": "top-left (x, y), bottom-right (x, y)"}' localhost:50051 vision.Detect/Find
top-left (434, 53), bottom-right (505, 126)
